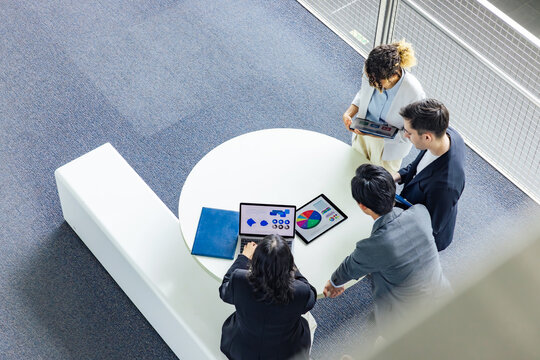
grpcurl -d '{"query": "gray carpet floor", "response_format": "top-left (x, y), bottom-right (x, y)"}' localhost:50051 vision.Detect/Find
top-left (0, 1), bottom-right (537, 359)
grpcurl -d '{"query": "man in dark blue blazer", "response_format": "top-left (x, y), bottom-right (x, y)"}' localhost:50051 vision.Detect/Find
top-left (393, 99), bottom-right (466, 251)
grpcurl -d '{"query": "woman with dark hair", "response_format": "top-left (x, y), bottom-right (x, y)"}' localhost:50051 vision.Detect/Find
top-left (342, 40), bottom-right (426, 174)
top-left (219, 234), bottom-right (317, 360)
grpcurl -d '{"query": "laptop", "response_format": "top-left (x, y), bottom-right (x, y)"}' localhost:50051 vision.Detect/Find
top-left (238, 203), bottom-right (296, 252)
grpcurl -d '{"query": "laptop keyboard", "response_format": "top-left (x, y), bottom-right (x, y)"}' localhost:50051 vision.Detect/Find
top-left (239, 237), bottom-right (292, 253)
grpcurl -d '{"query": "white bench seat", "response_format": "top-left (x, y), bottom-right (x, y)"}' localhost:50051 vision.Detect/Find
top-left (55, 143), bottom-right (230, 360)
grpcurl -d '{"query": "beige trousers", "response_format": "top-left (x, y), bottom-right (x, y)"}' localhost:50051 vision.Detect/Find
top-left (351, 135), bottom-right (402, 174)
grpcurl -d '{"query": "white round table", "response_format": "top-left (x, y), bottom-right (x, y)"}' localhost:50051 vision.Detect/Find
top-left (178, 128), bottom-right (373, 294)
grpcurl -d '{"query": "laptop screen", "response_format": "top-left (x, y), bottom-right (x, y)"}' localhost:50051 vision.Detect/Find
top-left (239, 203), bottom-right (296, 238)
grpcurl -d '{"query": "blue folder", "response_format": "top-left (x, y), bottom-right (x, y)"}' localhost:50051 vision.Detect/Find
top-left (191, 207), bottom-right (239, 259)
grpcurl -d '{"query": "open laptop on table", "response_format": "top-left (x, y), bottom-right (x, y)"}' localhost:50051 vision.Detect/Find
top-left (238, 203), bottom-right (296, 253)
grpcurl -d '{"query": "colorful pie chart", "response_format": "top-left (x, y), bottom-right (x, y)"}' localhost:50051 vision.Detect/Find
top-left (296, 210), bottom-right (322, 229)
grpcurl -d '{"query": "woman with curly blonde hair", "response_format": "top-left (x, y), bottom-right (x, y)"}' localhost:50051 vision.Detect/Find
top-left (343, 40), bottom-right (425, 173)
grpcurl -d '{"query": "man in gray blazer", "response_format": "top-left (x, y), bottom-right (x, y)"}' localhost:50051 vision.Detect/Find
top-left (324, 164), bottom-right (451, 337)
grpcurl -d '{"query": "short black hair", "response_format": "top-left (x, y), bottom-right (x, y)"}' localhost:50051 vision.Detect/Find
top-left (351, 164), bottom-right (396, 215)
top-left (399, 98), bottom-right (449, 138)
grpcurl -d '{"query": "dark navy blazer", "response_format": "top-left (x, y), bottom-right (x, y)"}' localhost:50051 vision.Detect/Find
top-left (398, 127), bottom-right (466, 251)
top-left (219, 255), bottom-right (316, 360)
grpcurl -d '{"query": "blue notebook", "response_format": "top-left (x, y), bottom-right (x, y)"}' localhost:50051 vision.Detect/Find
top-left (191, 207), bottom-right (239, 259)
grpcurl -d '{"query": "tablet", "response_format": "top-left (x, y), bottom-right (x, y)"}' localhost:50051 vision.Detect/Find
top-left (350, 117), bottom-right (399, 139)
top-left (295, 194), bottom-right (347, 244)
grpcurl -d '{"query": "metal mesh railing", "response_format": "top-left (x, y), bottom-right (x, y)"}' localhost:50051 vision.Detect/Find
top-left (393, 0), bottom-right (539, 202)
top-left (297, 0), bottom-right (381, 57)
top-left (411, 0), bottom-right (540, 98)
top-left (298, 0), bottom-right (540, 203)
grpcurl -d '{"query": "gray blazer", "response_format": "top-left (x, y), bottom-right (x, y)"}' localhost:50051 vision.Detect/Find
top-left (331, 205), bottom-right (451, 334)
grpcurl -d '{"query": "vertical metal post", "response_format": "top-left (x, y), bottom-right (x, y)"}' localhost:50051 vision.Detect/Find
top-left (374, 0), bottom-right (400, 46)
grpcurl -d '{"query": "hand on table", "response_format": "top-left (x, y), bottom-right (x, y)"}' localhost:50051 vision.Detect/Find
top-left (323, 280), bottom-right (345, 298)
top-left (242, 241), bottom-right (257, 260)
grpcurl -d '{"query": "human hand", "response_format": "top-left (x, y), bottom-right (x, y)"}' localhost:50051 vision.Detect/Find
top-left (323, 280), bottom-right (345, 298)
top-left (392, 172), bottom-right (401, 183)
top-left (343, 114), bottom-right (354, 132)
top-left (242, 242), bottom-right (257, 260)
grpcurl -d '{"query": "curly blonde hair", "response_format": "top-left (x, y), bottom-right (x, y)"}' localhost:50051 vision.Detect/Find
top-left (393, 39), bottom-right (417, 69)
top-left (364, 39), bottom-right (417, 90)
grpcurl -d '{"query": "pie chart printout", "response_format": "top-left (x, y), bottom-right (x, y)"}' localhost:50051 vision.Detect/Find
top-left (296, 210), bottom-right (322, 229)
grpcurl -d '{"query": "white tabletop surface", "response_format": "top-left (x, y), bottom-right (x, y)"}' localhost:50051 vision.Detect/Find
top-left (178, 128), bottom-right (373, 294)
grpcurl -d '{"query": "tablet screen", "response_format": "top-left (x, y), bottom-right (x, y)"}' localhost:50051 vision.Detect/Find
top-left (295, 194), bottom-right (347, 244)
top-left (351, 117), bottom-right (398, 139)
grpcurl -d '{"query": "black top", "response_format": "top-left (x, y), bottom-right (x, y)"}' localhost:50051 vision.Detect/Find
top-left (219, 255), bottom-right (316, 360)
top-left (398, 127), bottom-right (466, 251)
